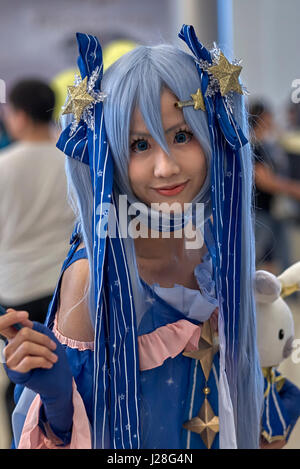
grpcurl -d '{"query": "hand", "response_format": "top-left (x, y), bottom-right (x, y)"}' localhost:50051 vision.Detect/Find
top-left (1, 309), bottom-right (73, 443)
top-left (3, 318), bottom-right (73, 404)
top-left (260, 436), bottom-right (286, 449)
top-left (1, 309), bottom-right (58, 373)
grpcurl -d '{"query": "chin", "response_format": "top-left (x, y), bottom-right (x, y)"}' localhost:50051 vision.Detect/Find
top-left (135, 191), bottom-right (194, 211)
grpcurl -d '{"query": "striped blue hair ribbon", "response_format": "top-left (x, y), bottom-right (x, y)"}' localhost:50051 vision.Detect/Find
top-left (179, 25), bottom-right (248, 402)
top-left (57, 33), bottom-right (141, 449)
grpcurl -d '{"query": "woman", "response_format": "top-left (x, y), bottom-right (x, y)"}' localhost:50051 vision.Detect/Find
top-left (1, 25), bottom-right (264, 449)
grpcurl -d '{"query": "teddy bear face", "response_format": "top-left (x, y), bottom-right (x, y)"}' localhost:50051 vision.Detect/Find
top-left (256, 297), bottom-right (295, 368)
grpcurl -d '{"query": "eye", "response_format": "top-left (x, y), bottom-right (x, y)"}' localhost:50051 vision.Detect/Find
top-left (174, 129), bottom-right (193, 144)
top-left (278, 329), bottom-right (284, 340)
top-left (131, 138), bottom-right (150, 153)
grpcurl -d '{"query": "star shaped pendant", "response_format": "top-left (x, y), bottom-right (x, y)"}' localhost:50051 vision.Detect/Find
top-left (209, 52), bottom-right (243, 96)
top-left (183, 397), bottom-right (219, 449)
top-left (62, 76), bottom-right (95, 123)
top-left (183, 320), bottom-right (217, 381)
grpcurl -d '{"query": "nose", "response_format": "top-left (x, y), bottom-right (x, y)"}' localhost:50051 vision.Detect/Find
top-left (153, 148), bottom-right (180, 179)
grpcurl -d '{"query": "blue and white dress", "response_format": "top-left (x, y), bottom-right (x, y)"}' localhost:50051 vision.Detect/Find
top-left (12, 226), bottom-right (222, 449)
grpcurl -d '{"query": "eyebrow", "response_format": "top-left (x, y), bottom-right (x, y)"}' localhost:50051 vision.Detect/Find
top-left (130, 120), bottom-right (187, 137)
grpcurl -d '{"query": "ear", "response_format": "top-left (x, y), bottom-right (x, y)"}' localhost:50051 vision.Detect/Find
top-left (254, 270), bottom-right (281, 303)
top-left (278, 261), bottom-right (300, 297)
top-left (17, 109), bottom-right (31, 126)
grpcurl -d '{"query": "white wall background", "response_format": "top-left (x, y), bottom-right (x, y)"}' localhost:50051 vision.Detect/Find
top-left (1, 0), bottom-right (299, 117)
top-left (233, 0), bottom-right (300, 121)
top-left (0, 0), bottom-right (173, 88)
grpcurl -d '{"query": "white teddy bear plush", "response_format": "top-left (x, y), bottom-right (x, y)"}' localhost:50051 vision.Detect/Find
top-left (255, 268), bottom-right (296, 368)
top-left (254, 262), bottom-right (300, 444)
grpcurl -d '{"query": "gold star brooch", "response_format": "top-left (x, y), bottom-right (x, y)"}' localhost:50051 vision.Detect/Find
top-left (183, 397), bottom-right (219, 449)
top-left (209, 52), bottom-right (243, 96)
top-left (62, 76), bottom-right (95, 123)
top-left (183, 320), bottom-right (218, 381)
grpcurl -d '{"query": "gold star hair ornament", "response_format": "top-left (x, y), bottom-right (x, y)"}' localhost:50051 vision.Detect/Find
top-left (209, 52), bottom-right (243, 97)
top-left (183, 394), bottom-right (219, 449)
top-left (62, 67), bottom-right (107, 135)
top-left (195, 44), bottom-right (248, 111)
top-left (175, 88), bottom-right (206, 112)
top-left (63, 77), bottom-right (94, 123)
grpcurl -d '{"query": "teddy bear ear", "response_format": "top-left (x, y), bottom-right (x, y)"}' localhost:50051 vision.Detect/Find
top-left (278, 261), bottom-right (300, 297)
top-left (254, 270), bottom-right (282, 303)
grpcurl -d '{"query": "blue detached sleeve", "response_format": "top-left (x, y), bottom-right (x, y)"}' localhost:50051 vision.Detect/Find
top-left (4, 322), bottom-right (74, 445)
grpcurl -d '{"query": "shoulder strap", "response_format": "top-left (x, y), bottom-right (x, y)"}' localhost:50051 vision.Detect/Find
top-left (66, 247), bottom-right (88, 268)
top-left (44, 228), bottom-right (87, 329)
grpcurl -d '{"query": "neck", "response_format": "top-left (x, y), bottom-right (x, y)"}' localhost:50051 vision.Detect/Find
top-left (20, 124), bottom-right (53, 143)
top-left (134, 233), bottom-right (186, 262)
top-left (134, 223), bottom-right (206, 263)
top-left (134, 224), bottom-right (208, 289)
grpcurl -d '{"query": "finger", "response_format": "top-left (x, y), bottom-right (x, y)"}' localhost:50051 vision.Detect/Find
top-left (6, 309), bottom-right (33, 325)
top-left (0, 310), bottom-right (31, 340)
top-left (260, 439), bottom-right (286, 449)
top-left (10, 355), bottom-right (55, 373)
top-left (9, 326), bottom-right (57, 352)
top-left (3, 320), bottom-right (33, 341)
top-left (5, 341), bottom-right (58, 369)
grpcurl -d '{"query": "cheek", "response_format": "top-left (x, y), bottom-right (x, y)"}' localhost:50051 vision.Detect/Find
top-left (186, 145), bottom-right (207, 181)
top-left (128, 158), bottom-right (147, 191)
top-left (198, 152), bottom-right (207, 175)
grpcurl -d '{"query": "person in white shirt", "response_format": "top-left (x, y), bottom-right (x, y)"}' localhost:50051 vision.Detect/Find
top-left (0, 78), bottom-right (75, 433)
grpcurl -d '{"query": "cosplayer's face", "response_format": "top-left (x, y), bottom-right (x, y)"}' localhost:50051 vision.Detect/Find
top-left (128, 88), bottom-right (207, 208)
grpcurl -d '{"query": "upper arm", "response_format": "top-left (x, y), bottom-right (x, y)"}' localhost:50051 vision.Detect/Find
top-left (255, 162), bottom-right (280, 194)
top-left (56, 243), bottom-right (94, 342)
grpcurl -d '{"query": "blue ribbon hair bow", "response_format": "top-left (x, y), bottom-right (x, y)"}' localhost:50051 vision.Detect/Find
top-left (56, 33), bottom-right (104, 165)
top-left (56, 33), bottom-right (141, 449)
top-left (179, 24), bottom-right (248, 150)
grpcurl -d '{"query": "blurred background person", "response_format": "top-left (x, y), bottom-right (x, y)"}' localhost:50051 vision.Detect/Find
top-left (286, 102), bottom-right (300, 132)
top-left (0, 108), bottom-right (12, 150)
top-left (249, 99), bottom-right (300, 274)
top-left (280, 101), bottom-right (300, 221)
top-left (0, 78), bottom-right (75, 437)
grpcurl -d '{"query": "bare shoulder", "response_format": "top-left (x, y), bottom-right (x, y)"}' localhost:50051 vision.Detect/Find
top-left (56, 243), bottom-right (94, 342)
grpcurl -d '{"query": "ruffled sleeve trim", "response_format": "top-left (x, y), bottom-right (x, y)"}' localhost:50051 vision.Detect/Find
top-left (53, 316), bottom-right (94, 351)
top-left (138, 319), bottom-right (202, 371)
top-left (18, 380), bottom-right (92, 449)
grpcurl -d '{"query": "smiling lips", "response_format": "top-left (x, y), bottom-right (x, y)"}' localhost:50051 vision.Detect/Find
top-left (154, 181), bottom-right (189, 196)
